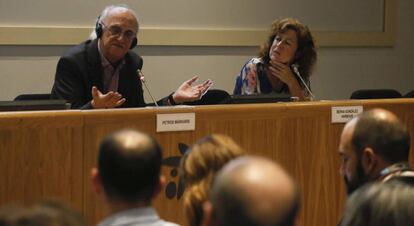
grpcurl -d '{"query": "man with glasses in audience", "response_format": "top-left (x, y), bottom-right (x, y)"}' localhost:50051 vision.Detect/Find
top-left (51, 5), bottom-right (212, 109)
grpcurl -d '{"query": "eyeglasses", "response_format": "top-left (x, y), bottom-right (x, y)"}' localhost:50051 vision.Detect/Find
top-left (101, 23), bottom-right (136, 40)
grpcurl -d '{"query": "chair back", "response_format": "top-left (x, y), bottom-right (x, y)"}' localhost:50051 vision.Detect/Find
top-left (14, 93), bottom-right (51, 101)
top-left (184, 89), bottom-right (231, 105)
top-left (350, 89), bottom-right (402, 99)
top-left (404, 90), bottom-right (414, 98)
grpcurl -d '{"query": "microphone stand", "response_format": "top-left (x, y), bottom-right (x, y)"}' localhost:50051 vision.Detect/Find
top-left (137, 69), bottom-right (159, 107)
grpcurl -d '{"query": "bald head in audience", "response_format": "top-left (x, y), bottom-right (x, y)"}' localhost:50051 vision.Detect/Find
top-left (91, 129), bottom-right (163, 206)
top-left (202, 156), bottom-right (299, 226)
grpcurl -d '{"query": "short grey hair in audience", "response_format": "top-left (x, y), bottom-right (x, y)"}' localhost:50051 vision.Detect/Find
top-left (340, 179), bottom-right (414, 226)
top-left (0, 199), bottom-right (85, 226)
top-left (89, 4), bottom-right (139, 40)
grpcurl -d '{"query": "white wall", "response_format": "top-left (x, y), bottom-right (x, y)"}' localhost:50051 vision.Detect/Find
top-left (0, 1), bottom-right (413, 102)
top-left (313, 0), bottom-right (414, 99)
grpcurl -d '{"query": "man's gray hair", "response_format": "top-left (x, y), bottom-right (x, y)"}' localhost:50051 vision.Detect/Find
top-left (89, 4), bottom-right (139, 40)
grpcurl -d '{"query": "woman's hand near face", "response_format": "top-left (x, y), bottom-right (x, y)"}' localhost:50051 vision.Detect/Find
top-left (268, 61), bottom-right (297, 86)
top-left (268, 60), bottom-right (306, 100)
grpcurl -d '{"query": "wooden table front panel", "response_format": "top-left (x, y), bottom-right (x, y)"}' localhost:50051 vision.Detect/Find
top-left (1, 99), bottom-right (414, 226)
top-left (0, 111), bottom-right (83, 211)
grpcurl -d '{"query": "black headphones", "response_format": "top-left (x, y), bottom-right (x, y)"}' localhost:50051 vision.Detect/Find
top-left (95, 17), bottom-right (138, 49)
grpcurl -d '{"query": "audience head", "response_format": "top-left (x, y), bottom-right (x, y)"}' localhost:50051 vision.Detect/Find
top-left (180, 134), bottom-right (245, 226)
top-left (90, 5), bottom-right (139, 64)
top-left (204, 156), bottom-right (299, 226)
top-left (92, 129), bottom-right (163, 206)
top-left (338, 108), bottom-right (410, 194)
top-left (340, 180), bottom-right (414, 226)
top-left (0, 200), bottom-right (85, 226)
top-left (259, 18), bottom-right (317, 79)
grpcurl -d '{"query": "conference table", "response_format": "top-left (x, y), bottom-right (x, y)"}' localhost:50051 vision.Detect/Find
top-left (0, 99), bottom-right (413, 226)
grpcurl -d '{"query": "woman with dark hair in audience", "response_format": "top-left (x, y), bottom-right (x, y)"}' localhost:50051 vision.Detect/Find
top-left (233, 18), bottom-right (317, 101)
top-left (340, 179), bottom-right (414, 226)
top-left (180, 134), bottom-right (245, 226)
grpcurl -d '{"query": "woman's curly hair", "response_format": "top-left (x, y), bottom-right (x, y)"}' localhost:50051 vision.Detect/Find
top-left (180, 134), bottom-right (245, 226)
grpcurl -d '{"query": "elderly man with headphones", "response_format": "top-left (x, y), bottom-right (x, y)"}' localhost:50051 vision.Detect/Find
top-left (51, 5), bottom-right (212, 109)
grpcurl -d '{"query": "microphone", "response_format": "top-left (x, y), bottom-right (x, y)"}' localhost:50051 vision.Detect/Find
top-left (137, 69), bottom-right (159, 107)
top-left (291, 64), bottom-right (315, 100)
